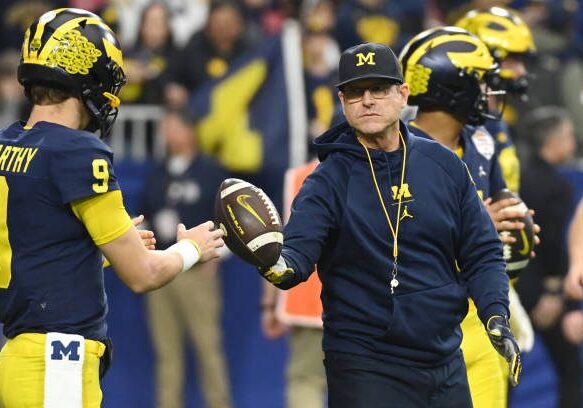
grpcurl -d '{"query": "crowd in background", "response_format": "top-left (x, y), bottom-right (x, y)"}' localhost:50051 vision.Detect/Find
top-left (1, 0), bottom-right (583, 154)
top-left (1, 0), bottom-right (583, 407)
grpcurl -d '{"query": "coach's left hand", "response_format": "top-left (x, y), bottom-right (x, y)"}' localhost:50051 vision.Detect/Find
top-left (486, 315), bottom-right (522, 387)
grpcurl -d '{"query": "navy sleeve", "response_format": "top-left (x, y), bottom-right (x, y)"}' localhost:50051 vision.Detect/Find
top-left (280, 162), bottom-right (343, 289)
top-left (456, 162), bottom-right (510, 323)
top-left (50, 142), bottom-right (120, 204)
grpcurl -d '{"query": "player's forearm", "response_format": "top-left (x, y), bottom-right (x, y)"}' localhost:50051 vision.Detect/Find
top-left (100, 227), bottom-right (200, 293)
top-left (136, 250), bottom-right (186, 292)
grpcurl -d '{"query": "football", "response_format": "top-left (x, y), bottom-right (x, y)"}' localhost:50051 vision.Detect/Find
top-left (491, 189), bottom-right (535, 278)
top-left (214, 178), bottom-right (283, 268)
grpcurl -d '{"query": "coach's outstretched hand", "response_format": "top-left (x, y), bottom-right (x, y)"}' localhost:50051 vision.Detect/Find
top-left (257, 256), bottom-right (295, 288)
top-left (487, 315), bottom-right (522, 387)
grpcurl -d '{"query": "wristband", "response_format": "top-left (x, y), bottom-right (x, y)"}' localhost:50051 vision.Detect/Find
top-left (166, 239), bottom-right (201, 273)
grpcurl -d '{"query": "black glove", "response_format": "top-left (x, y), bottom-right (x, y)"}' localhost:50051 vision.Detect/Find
top-left (486, 315), bottom-right (522, 387)
top-left (257, 256), bottom-right (295, 288)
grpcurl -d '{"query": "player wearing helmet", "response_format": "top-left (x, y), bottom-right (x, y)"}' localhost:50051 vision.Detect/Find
top-left (0, 8), bottom-right (224, 407)
top-left (400, 26), bottom-right (536, 407)
top-left (456, 6), bottom-right (536, 193)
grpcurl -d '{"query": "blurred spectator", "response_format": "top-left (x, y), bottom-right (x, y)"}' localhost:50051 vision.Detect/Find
top-left (517, 0), bottom-right (583, 149)
top-left (0, 49), bottom-right (28, 126)
top-left (0, 0), bottom-right (56, 50)
top-left (118, 0), bottom-right (209, 48)
top-left (165, 0), bottom-right (259, 107)
top-left (565, 197), bottom-right (583, 300)
top-left (242, 0), bottom-right (285, 36)
top-left (303, 30), bottom-right (338, 158)
top-left (333, 0), bottom-right (424, 52)
top-left (120, 2), bottom-right (176, 104)
top-left (303, 28), bottom-right (338, 140)
top-left (517, 106), bottom-right (583, 408)
top-left (301, 0), bottom-right (340, 154)
top-left (141, 108), bottom-right (232, 408)
top-left (300, 0), bottom-right (336, 34)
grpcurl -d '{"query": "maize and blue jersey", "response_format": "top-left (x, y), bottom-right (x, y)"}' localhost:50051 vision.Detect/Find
top-left (0, 121), bottom-right (121, 340)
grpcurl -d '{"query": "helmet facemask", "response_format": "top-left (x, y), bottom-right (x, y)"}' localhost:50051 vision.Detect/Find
top-left (81, 60), bottom-right (126, 137)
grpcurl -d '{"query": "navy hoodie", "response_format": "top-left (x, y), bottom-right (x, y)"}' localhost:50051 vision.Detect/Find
top-left (280, 120), bottom-right (509, 367)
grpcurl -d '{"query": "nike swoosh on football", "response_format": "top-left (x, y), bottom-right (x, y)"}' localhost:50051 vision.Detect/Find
top-left (236, 194), bottom-right (267, 227)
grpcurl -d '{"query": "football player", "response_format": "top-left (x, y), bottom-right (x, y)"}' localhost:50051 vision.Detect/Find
top-left (0, 8), bottom-right (223, 407)
top-left (400, 27), bottom-right (534, 407)
top-left (456, 6), bottom-right (536, 193)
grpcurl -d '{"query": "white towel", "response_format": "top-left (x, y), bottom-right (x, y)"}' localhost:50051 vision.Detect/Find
top-left (44, 332), bottom-right (85, 408)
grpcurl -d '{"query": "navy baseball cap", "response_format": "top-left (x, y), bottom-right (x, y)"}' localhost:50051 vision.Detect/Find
top-left (336, 43), bottom-right (403, 88)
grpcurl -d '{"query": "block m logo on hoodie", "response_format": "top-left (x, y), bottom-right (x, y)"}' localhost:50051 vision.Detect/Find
top-left (391, 183), bottom-right (413, 201)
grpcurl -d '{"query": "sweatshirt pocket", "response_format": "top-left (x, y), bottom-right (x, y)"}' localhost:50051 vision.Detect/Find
top-left (379, 283), bottom-right (468, 354)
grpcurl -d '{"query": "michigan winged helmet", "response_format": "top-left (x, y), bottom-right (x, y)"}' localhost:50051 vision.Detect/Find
top-left (399, 26), bottom-right (500, 126)
top-left (18, 8), bottom-right (126, 137)
top-left (455, 7), bottom-right (535, 95)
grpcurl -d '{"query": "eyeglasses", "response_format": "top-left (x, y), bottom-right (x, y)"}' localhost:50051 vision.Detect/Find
top-left (341, 83), bottom-right (396, 103)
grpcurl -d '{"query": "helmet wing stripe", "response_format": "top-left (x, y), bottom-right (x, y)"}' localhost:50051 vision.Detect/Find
top-left (34, 17), bottom-right (105, 63)
top-left (102, 38), bottom-right (124, 70)
top-left (28, 8), bottom-right (69, 60)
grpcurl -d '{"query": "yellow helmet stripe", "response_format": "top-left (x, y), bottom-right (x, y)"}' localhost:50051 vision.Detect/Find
top-left (102, 37), bottom-right (124, 70)
top-left (22, 28), bottom-right (31, 61)
top-left (27, 8), bottom-right (69, 60)
top-left (407, 34), bottom-right (495, 79)
top-left (34, 17), bottom-right (105, 63)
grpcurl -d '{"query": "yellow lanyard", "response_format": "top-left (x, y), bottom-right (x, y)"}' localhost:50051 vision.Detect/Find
top-left (359, 131), bottom-right (408, 294)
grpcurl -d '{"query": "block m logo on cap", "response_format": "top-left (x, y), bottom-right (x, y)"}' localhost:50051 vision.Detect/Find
top-left (356, 52), bottom-right (376, 67)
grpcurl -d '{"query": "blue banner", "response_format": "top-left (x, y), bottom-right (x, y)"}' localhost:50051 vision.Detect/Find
top-left (190, 35), bottom-right (295, 210)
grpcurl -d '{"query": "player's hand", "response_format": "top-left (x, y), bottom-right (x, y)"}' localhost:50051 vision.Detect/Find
top-left (483, 197), bottom-right (525, 243)
top-left (132, 215), bottom-right (156, 250)
top-left (177, 221), bottom-right (224, 263)
top-left (486, 315), bottom-right (522, 387)
top-left (565, 265), bottom-right (583, 300)
top-left (258, 256), bottom-right (295, 287)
